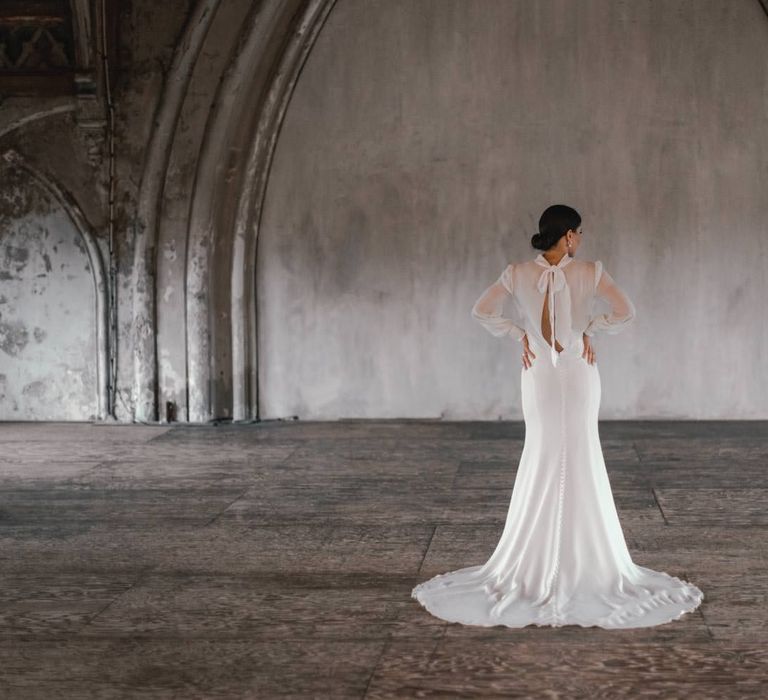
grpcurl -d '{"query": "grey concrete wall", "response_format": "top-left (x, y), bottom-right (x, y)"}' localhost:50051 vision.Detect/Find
top-left (0, 0), bottom-right (766, 422)
top-left (258, 0), bottom-right (768, 420)
top-left (0, 165), bottom-right (98, 420)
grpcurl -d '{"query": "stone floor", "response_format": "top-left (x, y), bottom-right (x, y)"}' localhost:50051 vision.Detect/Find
top-left (0, 420), bottom-right (766, 699)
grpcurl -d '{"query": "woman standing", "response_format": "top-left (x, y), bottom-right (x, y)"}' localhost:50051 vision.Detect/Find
top-left (412, 204), bottom-right (703, 628)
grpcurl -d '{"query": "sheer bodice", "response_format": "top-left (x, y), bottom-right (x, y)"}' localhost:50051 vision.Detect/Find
top-left (471, 254), bottom-right (636, 366)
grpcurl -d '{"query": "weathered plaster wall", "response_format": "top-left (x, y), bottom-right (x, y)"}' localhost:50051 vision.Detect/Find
top-left (0, 165), bottom-right (97, 420)
top-left (0, 0), bottom-right (325, 423)
top-left (258, 0), bottom-right (768, 420)
top-left (0, 0), bottom-right (193, 422)
top-left (1, 0), bottom-right (766, 423)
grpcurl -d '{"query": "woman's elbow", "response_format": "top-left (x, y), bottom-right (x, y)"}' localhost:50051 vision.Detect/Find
top-left (471, 303), bottom-right (489, 321)
top-left (613, 303), bottom-right (636, 329)
top-left (623, 300), bottom-right (637, 324)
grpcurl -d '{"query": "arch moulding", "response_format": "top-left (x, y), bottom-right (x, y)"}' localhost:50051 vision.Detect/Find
top-left (133, 0), bottom-right (337, 422)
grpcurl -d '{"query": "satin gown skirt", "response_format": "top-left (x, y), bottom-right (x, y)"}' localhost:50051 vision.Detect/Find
top-left (412, 334), bottom-right (704, 629)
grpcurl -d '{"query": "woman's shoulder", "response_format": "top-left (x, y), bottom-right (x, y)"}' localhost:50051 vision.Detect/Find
top-left (510, 259), bottom-right (536, 271)
top-left (576, 259), bottom-right (603, 288)
top-left (571, 258), bottom-right (601, 274)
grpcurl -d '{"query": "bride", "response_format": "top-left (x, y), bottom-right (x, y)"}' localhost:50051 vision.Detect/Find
top-left (412, 204), bottom-right (704, 628)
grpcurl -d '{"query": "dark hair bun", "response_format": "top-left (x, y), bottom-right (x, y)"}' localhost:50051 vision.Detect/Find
top-left (531, 204), bottom-right (581, 251)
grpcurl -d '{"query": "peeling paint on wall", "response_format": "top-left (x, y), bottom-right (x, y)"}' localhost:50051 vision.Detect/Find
top-left (0, 165), bottom-right (98, 420)
top-left (0, 318), bottom-right (29, 356)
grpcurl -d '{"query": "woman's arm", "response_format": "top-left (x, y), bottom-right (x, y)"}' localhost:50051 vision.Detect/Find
top-left (471, 265), bottom-right (527, 342)
top-left (584, 261), bottom-right (636, 337)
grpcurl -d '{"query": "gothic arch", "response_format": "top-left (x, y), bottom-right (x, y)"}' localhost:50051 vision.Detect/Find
top-left (133, 0), bottom-right (337, 422)
top-left (1, 148), bottom-right (110, 419)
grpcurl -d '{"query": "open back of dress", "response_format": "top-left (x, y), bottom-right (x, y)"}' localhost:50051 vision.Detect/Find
top-left (541, 285), bottom-right (564, 353)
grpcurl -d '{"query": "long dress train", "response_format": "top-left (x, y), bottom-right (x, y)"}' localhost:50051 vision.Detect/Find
top-left (411, 259), bottom-right (704, 629)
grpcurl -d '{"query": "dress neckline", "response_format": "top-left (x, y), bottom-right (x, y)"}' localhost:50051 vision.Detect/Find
top-left (534, 252), bottom-right (574, 269)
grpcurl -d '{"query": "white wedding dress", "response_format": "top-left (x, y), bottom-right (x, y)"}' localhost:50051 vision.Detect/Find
top-left (412, 253), bottom-right (704, 628)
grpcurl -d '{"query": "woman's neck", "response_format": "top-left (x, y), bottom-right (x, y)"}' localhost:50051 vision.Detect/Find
top-left (543, 250), bottom-right (568, 266)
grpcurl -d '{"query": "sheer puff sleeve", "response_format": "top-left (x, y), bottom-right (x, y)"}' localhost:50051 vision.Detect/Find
top-left (471, 264), bottom-right (527, 342)
top-left (584, 260), bottom-right (636, 337)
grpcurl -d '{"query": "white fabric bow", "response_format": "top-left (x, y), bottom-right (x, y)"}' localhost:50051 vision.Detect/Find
top-left (534, 254), bottom-right (573, 367)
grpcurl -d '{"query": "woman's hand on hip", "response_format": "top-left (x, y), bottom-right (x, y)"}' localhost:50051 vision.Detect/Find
top-left (521, 333), bottom-right (536, 370)
top-left (582, 333), bottom-right (597, 365)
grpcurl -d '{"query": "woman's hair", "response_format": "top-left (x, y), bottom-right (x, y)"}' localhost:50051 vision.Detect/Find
top-left (530, 204), bottom-right (581, 250)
